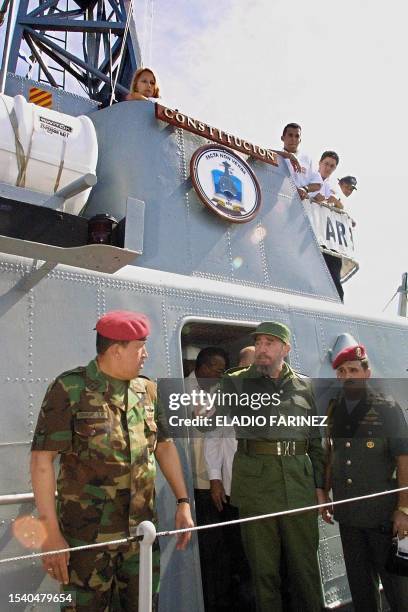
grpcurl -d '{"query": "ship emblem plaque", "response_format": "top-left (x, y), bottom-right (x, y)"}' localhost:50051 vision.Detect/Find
top-left (190, 145), bottom-right (261, 223)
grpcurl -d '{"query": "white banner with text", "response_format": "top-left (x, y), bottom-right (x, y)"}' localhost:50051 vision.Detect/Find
top-left (304, 201), bottom-right (355, 258)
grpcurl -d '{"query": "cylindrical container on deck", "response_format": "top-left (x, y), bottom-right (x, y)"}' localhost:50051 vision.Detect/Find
top-left (0, 94), bottom-right (98, 215)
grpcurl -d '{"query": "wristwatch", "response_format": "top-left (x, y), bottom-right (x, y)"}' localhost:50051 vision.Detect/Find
top-left (176, 497), bottom-right (190, 505)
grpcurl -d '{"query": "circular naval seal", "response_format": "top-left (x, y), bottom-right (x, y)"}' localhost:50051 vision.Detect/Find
top-left (190, 145), bottom-right (261, 223)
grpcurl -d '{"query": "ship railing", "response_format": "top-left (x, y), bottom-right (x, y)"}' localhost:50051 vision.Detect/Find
top-left (0, 492), bottom-right (35, 505)
top-left (0, 486), bottom-right (407, 612)
top-left (302, 199), bottom-right (359, 283)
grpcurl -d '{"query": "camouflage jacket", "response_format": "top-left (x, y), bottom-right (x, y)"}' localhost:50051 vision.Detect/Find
top-left (31, 359), bottom-right (170, 544)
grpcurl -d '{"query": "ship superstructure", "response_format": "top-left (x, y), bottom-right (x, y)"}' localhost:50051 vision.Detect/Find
top-left (0, 3), bottom-right (407, 611)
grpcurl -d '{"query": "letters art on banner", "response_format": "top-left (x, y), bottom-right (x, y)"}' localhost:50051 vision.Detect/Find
top-left (303, 201), bottom-right (357, 280)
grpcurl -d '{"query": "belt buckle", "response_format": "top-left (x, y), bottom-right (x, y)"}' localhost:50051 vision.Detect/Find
top-left (282, 441), bottom-right (295, 456)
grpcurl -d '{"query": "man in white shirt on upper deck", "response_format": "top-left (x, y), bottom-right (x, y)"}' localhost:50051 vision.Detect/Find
top-left (308, 150), bottom-right (346, 301)
top-left (331, 175), bottom-right (358, 212)
top-left (309, 150), bottom-right (343, 209)
top-left (276, 123), bottom-right (321, 200)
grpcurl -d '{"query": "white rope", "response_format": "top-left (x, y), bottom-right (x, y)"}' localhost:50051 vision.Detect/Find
top-left (0, 536), bottom-right (139, 565)
top-left (156, 485), bottom-right (408, 538)
top-left (382, 290), bottom-right (399, 312)
top-left (109, 0), bottom-right (134, 106)
top-left (1, 485), bottom-right (407, 566)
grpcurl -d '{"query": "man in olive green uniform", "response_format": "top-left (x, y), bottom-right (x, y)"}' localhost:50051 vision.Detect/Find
top-left (218, 321), bottom-right (325, 612)
top-left (31, 310), bottom-right (193, 611)
top-left (324, 344), bottom-right (408, 612)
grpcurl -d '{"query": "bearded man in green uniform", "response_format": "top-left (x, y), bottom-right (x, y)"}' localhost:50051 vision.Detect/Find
top-left (218, 321), bottom-right (325, 612)
top-left (31, 310), bottom-right (193, 611)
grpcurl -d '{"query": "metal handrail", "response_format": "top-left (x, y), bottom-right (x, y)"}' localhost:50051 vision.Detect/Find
top-left (0, 491), bottom-right (60, 505)
top-left (1, 487), bottom-right (408, 611)
top-left (0, 492), bottom-right (35, 505)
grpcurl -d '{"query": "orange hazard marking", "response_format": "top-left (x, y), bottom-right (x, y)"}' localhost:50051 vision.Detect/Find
top-left (29, 87), bottom-right (53, 108)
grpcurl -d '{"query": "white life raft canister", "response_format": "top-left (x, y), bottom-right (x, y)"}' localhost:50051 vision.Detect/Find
top-left (0, 94), bottom-right (98, 215)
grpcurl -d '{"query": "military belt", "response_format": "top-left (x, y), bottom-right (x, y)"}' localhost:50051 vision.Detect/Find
top-left (238, 439), bottom-right (308, 456)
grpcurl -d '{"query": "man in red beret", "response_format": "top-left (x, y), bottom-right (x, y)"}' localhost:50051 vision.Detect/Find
top-left (31, 310), bottom-right (193, 611)
top-left (323, 344), bottom-right (408, 611)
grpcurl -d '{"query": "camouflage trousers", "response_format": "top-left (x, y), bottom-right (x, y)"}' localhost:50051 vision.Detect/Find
top-left (61, 542), bottom-right (160, 612)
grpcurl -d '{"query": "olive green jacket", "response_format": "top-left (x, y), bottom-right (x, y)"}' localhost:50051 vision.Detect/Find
top-left (218, 363), bottom-right (325, 513)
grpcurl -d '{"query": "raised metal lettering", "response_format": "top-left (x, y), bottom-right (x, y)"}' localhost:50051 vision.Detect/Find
top-left (163, 107), bottom-right (174, 119)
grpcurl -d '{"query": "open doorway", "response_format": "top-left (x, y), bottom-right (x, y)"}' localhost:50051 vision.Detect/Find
top-left (181, 319), bottom-right (256, 377)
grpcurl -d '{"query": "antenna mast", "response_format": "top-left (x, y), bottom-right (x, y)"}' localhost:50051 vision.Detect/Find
top-left (398, 272), bottom-right (408, 317)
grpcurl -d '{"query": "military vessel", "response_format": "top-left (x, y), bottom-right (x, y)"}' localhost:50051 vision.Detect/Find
top-left (0, 1), bottom-right (407, 610)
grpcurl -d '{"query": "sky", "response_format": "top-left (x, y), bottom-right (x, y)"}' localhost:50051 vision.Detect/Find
top-left (1, 0), bottom-right (406, 318)
top-left (146, 0), bottom-right (407, 318)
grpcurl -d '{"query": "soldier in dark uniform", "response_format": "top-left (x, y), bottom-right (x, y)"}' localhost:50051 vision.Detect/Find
top-left (217, 321), bottom-right (326, 612)
top-left (324, 344), bottom-right (408, 612)
top-left (31, 310), bottom-right (193, 611)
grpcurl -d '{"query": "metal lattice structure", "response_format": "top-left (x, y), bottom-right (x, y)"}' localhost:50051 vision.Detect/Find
top-left (6, 0), bottom-right (141, 103)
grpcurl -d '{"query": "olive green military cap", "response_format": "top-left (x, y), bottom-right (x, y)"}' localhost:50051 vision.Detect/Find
top-left (251, 321), bottom-right (291, 344)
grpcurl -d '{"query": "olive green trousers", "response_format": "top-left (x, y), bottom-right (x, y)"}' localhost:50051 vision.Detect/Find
top-left (239, 511), bottom-right (323, 612)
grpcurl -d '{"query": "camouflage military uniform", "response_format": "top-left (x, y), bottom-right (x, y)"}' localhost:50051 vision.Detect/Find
top-left (32, 358), bottom-right (169, 611)
top-left (219, 362), bottom-right (325, 612)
